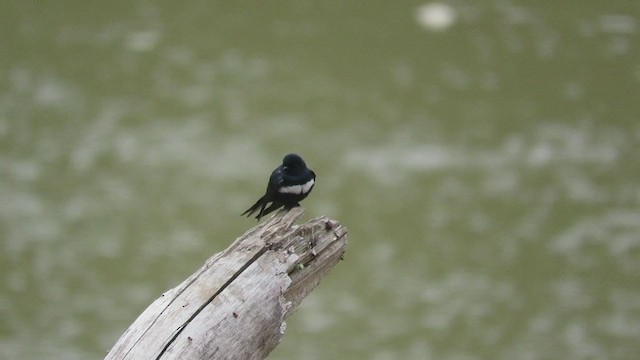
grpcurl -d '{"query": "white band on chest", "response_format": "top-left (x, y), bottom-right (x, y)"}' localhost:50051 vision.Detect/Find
top-left (279, 178), bottom-right (315, 195)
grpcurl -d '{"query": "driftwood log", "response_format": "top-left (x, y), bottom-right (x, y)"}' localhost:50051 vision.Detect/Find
top-left (105, 207), bottom-right (348, 360)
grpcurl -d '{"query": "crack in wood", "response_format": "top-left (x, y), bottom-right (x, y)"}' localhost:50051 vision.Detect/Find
top-left (122, 261), bottom-right (212, 359)
top-left (107, 208), bottom-right (347, 360)
top-left (155, 245), bottom-right (269, 359)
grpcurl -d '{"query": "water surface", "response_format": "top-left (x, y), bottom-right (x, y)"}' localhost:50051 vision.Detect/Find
top-left (1, 2), bottom-right (639, 359)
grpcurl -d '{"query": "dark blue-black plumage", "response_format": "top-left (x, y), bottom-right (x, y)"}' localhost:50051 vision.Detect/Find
top-left (242, 153), bottom-right (316, 220)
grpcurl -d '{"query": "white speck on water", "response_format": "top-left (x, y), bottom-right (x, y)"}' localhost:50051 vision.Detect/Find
top-left (71, 103), bottom-right (125, 172)
top-left (5, 160), bottom-right (40, 182)
top-left (125, 30), bottom-right (161, 52)
top-left (501, 5), bottom-right (534, 26)
top-left (552, 279), bottom-right (592, 310)
top-left (564, 321), bottom-right (605, 359)
top-left (416, 3), bottom-right (456, 31)
top-left (35, 77), bottom-right (69, 106)
top-left (600, 15), bottom-right (637, 34)
top-left (551, 211), bottom-right (640, 274)
top-left (171, 228), bottom-right (204, 250)
top-left (605, 37), bottom-right (632, 56)
top-left (564, 82), bottom-right (585, 101)
top-left (1, 191), bottom-right (44, 219)
top-left (114, 133), bottom-right (139, 163)
top-left (392, 63), bottom-right (414, 89)
top-left (345, 144), bottom-right (458, 182)
top-left (605, 290), bottom-right (640, 337)
top-left (298, 297), bottom-right (336, 333)
top-left (527, 143), bottom-right (554, 166)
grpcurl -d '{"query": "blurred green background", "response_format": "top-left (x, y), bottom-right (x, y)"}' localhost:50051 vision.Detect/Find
top-left (1, 1), bottom-right (639, 359)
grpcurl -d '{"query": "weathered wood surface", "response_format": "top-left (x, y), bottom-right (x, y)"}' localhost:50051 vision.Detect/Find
top-left (105, 207), bottom-right (348, 360)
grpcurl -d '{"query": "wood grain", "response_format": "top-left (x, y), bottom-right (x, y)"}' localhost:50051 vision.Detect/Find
top-left (105, 207), bottom-right (348, 360)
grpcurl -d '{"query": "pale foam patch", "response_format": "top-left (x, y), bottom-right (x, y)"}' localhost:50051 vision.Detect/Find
top-left (416, 3), bottom-right (456, 31)
top-left (279, 178), bottom-right (315, 195)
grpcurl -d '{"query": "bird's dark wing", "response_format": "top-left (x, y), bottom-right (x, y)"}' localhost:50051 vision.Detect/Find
top-left (258, 200), bottom-right (285, 219)
top-left (242, 166), bottom-right (284, 219)
top-left (241, 195), bottom-right (265, 217)
top-left (266, 167), bottom-right (284, 197)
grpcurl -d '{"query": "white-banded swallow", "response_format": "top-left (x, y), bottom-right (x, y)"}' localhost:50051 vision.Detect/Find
top-left (242, 153), bottom-right (316, 221)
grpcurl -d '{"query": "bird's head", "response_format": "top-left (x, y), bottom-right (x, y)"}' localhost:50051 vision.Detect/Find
top-left (282, 153), bottom-right (307, 172)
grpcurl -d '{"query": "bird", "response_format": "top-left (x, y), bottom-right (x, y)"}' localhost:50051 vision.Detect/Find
top-left (242, 153), bottom-right (316, 221)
